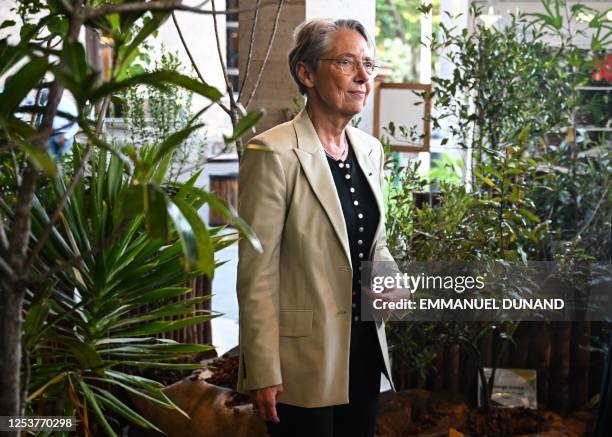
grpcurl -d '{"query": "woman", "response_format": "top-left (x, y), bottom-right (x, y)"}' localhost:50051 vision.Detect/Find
top-left (236, 18), bottom-right (397, 437)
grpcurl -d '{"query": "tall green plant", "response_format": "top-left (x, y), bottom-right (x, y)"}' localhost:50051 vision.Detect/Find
top-left (383, 143), bottom-right (544, 410)
top-left (0, 1), bottom-right (264, 431)
top-left (120, 48), bottom-right (207, 182)
top-left (2, 146), bottom-right (232, 435)
top-left (428, 1), bottom-right (610, 188)
top-left (523, 0), bottom-right (612, 261)
top-left (384, 0), bottom-right (610, 413)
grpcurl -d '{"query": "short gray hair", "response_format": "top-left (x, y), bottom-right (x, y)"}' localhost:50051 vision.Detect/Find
top-left (288, 18), bottom-right (374, 95)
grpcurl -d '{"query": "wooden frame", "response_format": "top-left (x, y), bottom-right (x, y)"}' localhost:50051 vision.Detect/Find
top-left (373, 82), bottom-right (432, 153)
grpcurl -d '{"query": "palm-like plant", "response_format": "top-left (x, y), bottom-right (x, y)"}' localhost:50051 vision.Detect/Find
top-left (0, 145), bottom-right (244, 435)
top-left (1, 2), bottom-right (269, 432)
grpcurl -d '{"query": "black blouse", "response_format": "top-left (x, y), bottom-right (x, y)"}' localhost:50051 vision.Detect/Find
top-left (326, 140), bottom-right (380, 322)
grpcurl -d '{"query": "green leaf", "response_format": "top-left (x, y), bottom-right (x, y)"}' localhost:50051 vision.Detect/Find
top-left (518, 207), bottom-right (541, 223)
top-left (89, 375), bottom-right (188, 418)
top-left (23, 282), bottom-right (53, 349)
top-left (124, 287), bottom-right (191, 306)
top-left (62, 41), bottom-right (88, 82)
top-left (153, 123), bottom-right (204, 166)
top-left (0, 56), bottom-right (48, 117)
top-left (224, 109), bottom-right (265, 144)
top-left (20, 23), bottom-right (36, 39)
top-left (88, 70), bottom-right (223, 103)
top-left (145, 185), bottom-right (168, 241)
top-left (80, 124), bottom-right (133, 172)
top-left (78, 379), bottom-right (117, 437)
top-left (27, 372), bottom-right (70, 402)
top-left (52, 337), bottom-right (104, 370)
top-left (151, 153), bottom-right (172, 186)
top-left (23, 301), bottom-right (50, 349)
top-left (111, 298), bottom-right (212, 327)
top-left (474, 171), bottom-right (499, 191)
top-left (171, 183), bottom-right (262, 253)
top-left (165, 202), bottom-right (197, 267)
top-left (91, 386), bottom-right (163, 432)
top-left (119, 361), bottom-right (204, 370)
top-left (4, 111), bottom-right (37, 136)
top-left (117, 184), bottom-right (144, 221)
top-left (101, 343), bottom-right (213, 354)
top-left (20, 142), bottom-right (58, 177)
top-left (47, 16), bottom-right (68, 36)
top-left (0, 20), bottom-right (16, 30)
top-left (105, 370), bottom-right (163, 389)
top-left (0, 17), bottom-right (50, 77)
top-left (121, 12), bottom-right (170, 68)
top-left (116, 315), bottom-right (213, 336)
top-left (95, 337), bottom-right (157, 346)
top-left (168, 197), bottom-right (214, 276)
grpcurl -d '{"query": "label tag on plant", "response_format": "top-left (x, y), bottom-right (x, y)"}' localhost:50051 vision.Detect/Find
top-left (478, 368), bottom-right (537, 409)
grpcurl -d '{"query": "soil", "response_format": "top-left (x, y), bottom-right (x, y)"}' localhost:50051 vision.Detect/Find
top-left (199, 357), bottom-right (596, 436)
top-left (459, 406), bottom-right (548, 436)
top-left (376, 389), bottom-right (469, 436)
top-left (376, 389), bottom-right (595, 437)
top-left (140, 366), bottom-right (193, 388)
top-left (203, 356), bottom-right (250, 407)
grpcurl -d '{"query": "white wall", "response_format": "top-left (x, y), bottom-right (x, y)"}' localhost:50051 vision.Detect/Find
top-left (0, 2), bottom-right (19, 44)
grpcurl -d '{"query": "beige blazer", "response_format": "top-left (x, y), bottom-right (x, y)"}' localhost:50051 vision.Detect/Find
top-left (236, 108), bottom-right (397, 408)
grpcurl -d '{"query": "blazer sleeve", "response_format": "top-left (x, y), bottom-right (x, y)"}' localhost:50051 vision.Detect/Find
top-left (236, 143), bottom-right (286, 391)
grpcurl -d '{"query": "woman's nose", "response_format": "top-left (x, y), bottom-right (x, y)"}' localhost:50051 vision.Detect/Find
top-left (354, 63), bottom-right (369, 82)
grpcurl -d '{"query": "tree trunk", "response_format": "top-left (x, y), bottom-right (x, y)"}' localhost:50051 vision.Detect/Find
top-left (1, 7), bottom-right (83, 433)
top-left (0, 286), bottom-right (25, 433)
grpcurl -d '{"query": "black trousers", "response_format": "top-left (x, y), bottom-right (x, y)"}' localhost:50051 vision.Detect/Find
top-left (266, 321), bottom-right (383, 437)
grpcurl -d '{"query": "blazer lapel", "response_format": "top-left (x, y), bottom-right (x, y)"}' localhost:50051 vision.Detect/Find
top-left (292, 109), bottom-right (352, 268)
top-left (346, 126), bottom-right (384, 259)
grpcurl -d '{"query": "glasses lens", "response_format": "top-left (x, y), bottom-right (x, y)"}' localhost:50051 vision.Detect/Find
top-left (338, 58), bottom-right (353, 74)
top-left (330, 57), bottom-right (378, 75)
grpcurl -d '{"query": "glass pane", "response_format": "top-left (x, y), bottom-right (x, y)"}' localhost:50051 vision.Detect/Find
top-left (226, 28), bottom-right (239, 69)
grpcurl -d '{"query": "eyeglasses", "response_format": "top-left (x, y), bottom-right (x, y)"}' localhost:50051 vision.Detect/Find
top-left (318, 56), bottom-right (380, 77)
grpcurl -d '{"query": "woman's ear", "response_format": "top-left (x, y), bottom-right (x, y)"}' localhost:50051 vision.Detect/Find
top-left (296, 61), bottom-right (315, 90)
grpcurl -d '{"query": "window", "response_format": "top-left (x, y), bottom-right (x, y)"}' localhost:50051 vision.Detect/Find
top-left (226, 0), bottom-right (239, 92)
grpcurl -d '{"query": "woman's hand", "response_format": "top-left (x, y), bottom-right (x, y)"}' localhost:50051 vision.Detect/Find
top-left (252, 384), bottom-right (283, 423)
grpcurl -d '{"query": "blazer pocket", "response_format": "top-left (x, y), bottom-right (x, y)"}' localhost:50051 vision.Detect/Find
top-left (279, 309), bottom-right (313, 337)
